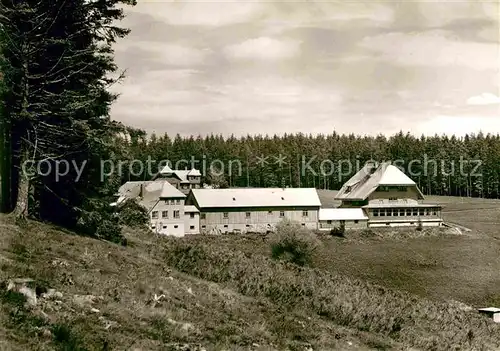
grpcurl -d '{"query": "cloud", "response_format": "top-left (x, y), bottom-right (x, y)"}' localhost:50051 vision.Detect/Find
top-left (359, 30), bottom-right (498, 71)
top-left (128, 1), bottom-right (265, 27)
top-left (467, 93), bottom-right (500, 106)
top-left (223, 37), bottom-right (301, 61)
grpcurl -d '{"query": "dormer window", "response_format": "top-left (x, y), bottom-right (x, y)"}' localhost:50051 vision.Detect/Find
top-left (346, 186), bottom-right (352, 193)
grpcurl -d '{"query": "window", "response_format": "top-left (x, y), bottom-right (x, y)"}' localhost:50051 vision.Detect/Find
top-left (354, 220), bottom-right (359, 224)
top-left (190, 225), bottom-right (195, 230)
top-left (386, 209), bottom-right (392, 216)
top-left (373, 209), bottom-right (379, 217)
top-left (162, 211), bottom-right (168, 218)
top-left (399, 209), bottom-right (405, 216)
top-left (176, 199), bottom-right (181, 205)
top-left (201, 213), bottom-right (206, 219)
top-left (379, 209), bottom-right (385, 216)
top-left (246, 224), bottom-right (250, 228)
top-left (432, 210), bottom-right (437, 216)
top-left (202, 225), bottom-right (206, 229)
top-left (174, 225), bottom-right (178, 229)
top-left (163, 224), bottom-right (167, 229)
top-left (425, 209), bottom-right (430, 216)
top-left (412, 209), bottom-right (418, 216)
top-left (327, 220), bottom-right (332, 224)
top-left (268, 211), bottom-right (273, 215)
top-left (151, 211), bottom-right (158, 219)
top-left (393, 210), bottom-right (398, 216)
top-left (419, 209), bottom-right (424, 216)
top-left (223, 212), bottom-right (229, 219)
top-left (151, 225), bottom-right (156, 229)
top-left (302, 223), bottom-right (306, 227)
top-left (389, 197), bottom-right (397, 201)
top-left (190, 213), bottom-right (195, 219)
top-left (224, 225), bottom-right (228, 228)
top-left (174, 210), bottom-right (180, 219)
top-left (246, 212), bottom-right (251, 219)
top-left (302, 210), bottom-right (308, 217)
top-left (280, 211), bottom-right (285, 218)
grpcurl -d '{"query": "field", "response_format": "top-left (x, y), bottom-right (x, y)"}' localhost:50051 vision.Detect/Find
top-left (1, 192), bottom-right (500, 350)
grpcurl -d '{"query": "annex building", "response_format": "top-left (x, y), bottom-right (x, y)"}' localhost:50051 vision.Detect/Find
top-left (186, 188), bottom-right (321, 234)
top-left (331, 161), bottom-right (443, 228)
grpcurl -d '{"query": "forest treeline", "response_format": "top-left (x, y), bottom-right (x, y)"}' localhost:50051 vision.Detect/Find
top-left (121, 130), bottom-right (500, 199)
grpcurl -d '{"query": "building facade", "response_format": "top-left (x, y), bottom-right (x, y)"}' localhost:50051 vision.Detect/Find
top-left (186, 188), bottom-right (321, 234)
top-left (318, 208), bottom-right (368, 230)
top-left (114, 180), bottom-right (188, 237)
top-left (334, 161), bottom-right (443, 228)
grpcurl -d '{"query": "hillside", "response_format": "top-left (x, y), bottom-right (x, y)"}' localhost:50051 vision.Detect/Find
top-left (0, 214), bottom-right (405, 351)
top-left (2, 208), bottom-right (500, 350)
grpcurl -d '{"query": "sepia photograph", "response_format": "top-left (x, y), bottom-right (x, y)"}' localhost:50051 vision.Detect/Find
top-left (0, 0), bottom-right (500, 350)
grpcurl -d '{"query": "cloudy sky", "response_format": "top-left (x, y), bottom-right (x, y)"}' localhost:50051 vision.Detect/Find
top-left (110, 0), bottom-right (500, 137)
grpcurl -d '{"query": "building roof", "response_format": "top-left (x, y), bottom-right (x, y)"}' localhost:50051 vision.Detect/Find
top-left (478, 307), bottom-right (500, 313)
top-left (187, 168), bottom-right (202, 177)
top-left (319, 208), bottom-right (368, 221)
top-left (184, 205), bottom-right (199, 213)
top-left (335, 162), bottom-right (424, 201)
top-left (189, 188), bottom-right (321, 209)
top-left (159, 164), bottom-right (174, 174)
top-left (115, 180), bottom-right (185, 212)
top-left (158, 166), bottom-right (201, 181)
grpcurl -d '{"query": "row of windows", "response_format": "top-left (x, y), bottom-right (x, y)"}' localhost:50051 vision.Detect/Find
top-left (164, 199), bottom-right (183, 205)
top-left (200, 210), bottom-right (309, 220)
top-left (200, 223), bottom-right (308, 230)
top-left (151, 224), bottom-right (196, 230)
top-left (372, 208), bottom-right (438, 217)
top-left (151, 210), bottom-right (182, 219)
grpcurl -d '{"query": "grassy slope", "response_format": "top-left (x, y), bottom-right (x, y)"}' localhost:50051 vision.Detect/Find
top-left (0, 215), bottom-right (401, 351)
top-left (1, 192), bottom-right (500, 350)
top-left (315, 190), bottom-right (500, 305)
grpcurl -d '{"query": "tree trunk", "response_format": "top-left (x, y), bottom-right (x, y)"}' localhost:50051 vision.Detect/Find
top-left (12, 150), bottom-right (32, 222)
top-left (0, 117), bottom-right (11, 213)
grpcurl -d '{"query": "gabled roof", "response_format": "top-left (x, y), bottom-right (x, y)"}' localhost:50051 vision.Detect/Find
top-left (159, 164), bottom-right (174, 174)
top-left (184, 205), bottom-right (199, 213)
top-left (189, 188), bottom-right (321, 209)
top-left (319, 208), bottom-right (368, 221)
top-left (187, 168), bottom-right (201, 177)
top-left (115, 180), bottom-right (185, 212)
top-left (335, 162), bottom-right (424, 201)
top-left (157, 165), bottom-right (201, 182)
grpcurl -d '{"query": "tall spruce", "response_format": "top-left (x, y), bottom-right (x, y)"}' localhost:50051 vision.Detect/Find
top-left (0, 0), bottom-right (136, 237)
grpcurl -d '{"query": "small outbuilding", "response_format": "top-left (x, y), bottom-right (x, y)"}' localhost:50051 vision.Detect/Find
top-left (478, 307), bottom-right (500, 323)
top-left (318, 208), bottom-right (368, 230)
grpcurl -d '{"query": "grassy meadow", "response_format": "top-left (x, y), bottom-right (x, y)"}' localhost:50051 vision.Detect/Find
top-left (1, 192), bottom-right (500, 350)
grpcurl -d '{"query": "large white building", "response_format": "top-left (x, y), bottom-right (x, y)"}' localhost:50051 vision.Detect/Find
top-left (114, 180), bottom-right (195, 236)
top-left (332, 161), bottom-right (443, 228)
top-left (186, 188), bottom-right (321, 234)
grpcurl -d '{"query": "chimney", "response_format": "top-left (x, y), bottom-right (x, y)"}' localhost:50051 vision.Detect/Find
top-left (139, 184), bottom-right (143, 198)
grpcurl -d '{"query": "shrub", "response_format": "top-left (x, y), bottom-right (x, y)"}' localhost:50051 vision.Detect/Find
top-left (269, 219), bottom-right (321, 267)
top-left (330, 225), bottom-right (345, 237)
top-left (117, 199), bottom-right (149, 227)
top-left (76, 198), bottom-right (125, 245)
top-left (416, 218), bottom-right (423, 231)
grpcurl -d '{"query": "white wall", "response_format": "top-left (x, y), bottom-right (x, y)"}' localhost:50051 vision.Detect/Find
top-left (185, 212), bottom-right (200, 234)
top-left (200, 209), bottom-right (319, 234)
top-left (149, 198), bottom-right (186, 237)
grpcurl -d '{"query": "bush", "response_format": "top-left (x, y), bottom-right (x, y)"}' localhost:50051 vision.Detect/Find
top-left (269, 219), bottom-right (321, 267)
top-left (117, 198), bottom-right (149, 227)
top-left (330, 226), bottom-right (345, 237)
top-left (76, 198), bottom-right (125, 245)
top-left (416, 218), bottom-right (423, 231)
